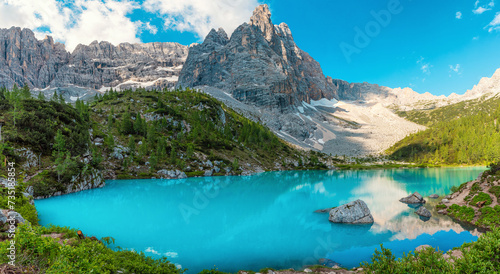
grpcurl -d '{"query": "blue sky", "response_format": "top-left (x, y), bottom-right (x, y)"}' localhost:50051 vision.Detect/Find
top-left (1, 0), bottom-right (500, 96)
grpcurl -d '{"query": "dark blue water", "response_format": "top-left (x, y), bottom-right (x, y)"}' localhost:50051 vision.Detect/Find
top-left (35, 167), bottom-right (484, 272)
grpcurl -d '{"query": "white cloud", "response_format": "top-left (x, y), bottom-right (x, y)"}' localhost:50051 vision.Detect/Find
top-left (473, 0), bottom-right (494, 14)
top-left (473, 6), bottom-right (490, 14)
top-left (456, 11), bottom-right (462, 19)
top-left (141, 21), bottom-right (158, 35)
top-left (0, 0), bottom-right (141, 52)
top-left (143, 0), bottom-right (262, 40)
top-left (417, 57), bottom-right (432, 75)
top-left (488, 12), bottom-right (500, 31)
top-left (449, 64), bottom-right (461, 74)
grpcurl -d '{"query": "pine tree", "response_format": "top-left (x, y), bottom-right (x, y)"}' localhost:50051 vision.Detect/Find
top-left (150, 151), bottom-right (158, 171)
top-left (37, 92), bottom-right (46, 101)
top-left (21, 83), bottom-right (31, 99)
top-left (128, 137), bottom-right (136, 161)
top-left (139, 137), bottom-right (148, 157)
top-left (120, 113), bottom-right (134, 135)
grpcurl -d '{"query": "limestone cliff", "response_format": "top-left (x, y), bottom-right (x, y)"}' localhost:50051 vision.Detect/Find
top-left (177, 4), bottom-right (336, 111)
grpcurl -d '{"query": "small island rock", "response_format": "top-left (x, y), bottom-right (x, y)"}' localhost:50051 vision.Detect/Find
top-left (415, 206), bottom-right (432, 218)
top-left (400, 192), bottom-right (426, 204)
top-left (329, 199), bottom-right (374, 224)
top-left (429, 194), bottom-right (439, 199)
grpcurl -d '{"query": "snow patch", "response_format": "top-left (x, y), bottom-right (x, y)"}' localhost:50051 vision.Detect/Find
top-left (301, 101), bottom-right (317, 111)
top-left (297, 106), bottom-right (304, 113)
top-left (310, 98), bottom-right (339, 108)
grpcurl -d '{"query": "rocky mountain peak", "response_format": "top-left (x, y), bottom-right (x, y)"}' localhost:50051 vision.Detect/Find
top-left (249, 4), bottom-right (275, 42)
top-left (177, 4), bottom-right (336, 111)
top-left (204, 28), bottom-right (229, 47)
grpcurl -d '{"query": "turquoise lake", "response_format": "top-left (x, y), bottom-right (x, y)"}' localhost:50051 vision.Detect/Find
top-left (35, 167), bottom-right (485, 273)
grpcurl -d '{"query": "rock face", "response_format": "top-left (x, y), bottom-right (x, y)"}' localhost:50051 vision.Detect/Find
top-left (415, 206), bottom-right (432, 218)
top-left (157, 169), bottom-right (188, 179)
top-left (33, 167), bottom-right (105, 199)
top-left (0, 27), bottom-right (188, 93)
top-left (328, 199), bottom-right (374, 224)
top-left (400, 192), bottom-right (426, 204)
top-left (177, 4), bottom-right (336, 111)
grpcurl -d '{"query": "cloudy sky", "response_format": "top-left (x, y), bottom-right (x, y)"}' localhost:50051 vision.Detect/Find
top-left (1, 0), bottom-right (499, 96)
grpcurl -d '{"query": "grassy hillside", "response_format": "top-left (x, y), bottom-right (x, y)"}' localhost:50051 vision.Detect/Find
top-left (389, 95), bottom-right (500, 164)
top-left (396, 94), bottom-right (500, 127)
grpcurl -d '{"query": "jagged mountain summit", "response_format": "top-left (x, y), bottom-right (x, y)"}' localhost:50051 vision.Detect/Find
top-left (177, 4), bottom-right (337, 111)
top-left (0, 27), bottom-right (188, 100)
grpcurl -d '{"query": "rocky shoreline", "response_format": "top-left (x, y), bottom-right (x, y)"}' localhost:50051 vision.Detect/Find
top-left (435, 170), bottom-right (500, 230)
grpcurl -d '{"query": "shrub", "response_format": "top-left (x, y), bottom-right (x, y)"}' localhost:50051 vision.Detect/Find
top-left (447, 204), bottom-right (475, 222)
top-left (469, 192), bottom-right (492, 207)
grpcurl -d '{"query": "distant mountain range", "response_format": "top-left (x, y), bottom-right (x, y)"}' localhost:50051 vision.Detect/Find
top-left (1, 4), bottom-right (499, 156)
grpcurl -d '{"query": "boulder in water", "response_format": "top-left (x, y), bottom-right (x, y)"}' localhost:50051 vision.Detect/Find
top-left (415, 206), bottom-right (432, 218)
top-left (328, 199), bottom-right (374, 224)
top-left (400, 192), bottom-right (426, 204)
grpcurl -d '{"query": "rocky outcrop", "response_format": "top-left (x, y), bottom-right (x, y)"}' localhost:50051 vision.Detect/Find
top-left (429, 194), bottom-right (439, 199)
top-left (415, 206), bottom-right (432, 218)
top-left (0, 27), bottom-right (188, 93)
top-left (157, 169), bottom-right (187, 179)
top-left (328, 199), bottom-right (374, 224)
top-left (400, 192), bottom-right (426, 204)
top-left (177, 4), bottom-right (336, 111)
top-left (34, 167), bottom-right (105, 199)
top-left (0, 209), bottom-right (26, 227)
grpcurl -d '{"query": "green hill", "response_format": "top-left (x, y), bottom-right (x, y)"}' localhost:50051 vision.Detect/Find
top-left (389, 95), bottom-right (500, 164)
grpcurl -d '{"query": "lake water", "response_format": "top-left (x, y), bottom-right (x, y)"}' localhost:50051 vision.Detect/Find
top-left (35, 167), bottom-right (485, 273)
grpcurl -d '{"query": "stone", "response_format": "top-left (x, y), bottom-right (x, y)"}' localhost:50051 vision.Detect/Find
top-left (328, 199), bottom-right (374, 224)
top-left (415, 206), bottom-right (432, 218)
top-left (204, 170), bottom-right (213, 177)
top-left (0, 211), bottom-right (7, 225)
top-left (415, 245), bottom-right (432, 252)
top-left (304, 269), bottom-right (312, 273)
top-left (438, 209), bottom-right (447, 214)
top-left (318, 258), bottom-right (340, 268)
top-left (442, 199), bottom-right (450, 203)
top-left (214, 166), bottom-right (220, 173)
top-left (399, 192), bottom-right (426, 204)
top-left (429, 194), bottom-right (439, 199)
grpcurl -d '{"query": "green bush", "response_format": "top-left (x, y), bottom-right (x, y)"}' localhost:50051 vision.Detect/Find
top-left (489, 186), bottom-right (500, 200)
top-left (469, 192), bottom-right (493, 207)
top-left (447, 204), bottom-right (475, 222)
top-left (362, 228), bottom-right (500, 273)
top-left (436, 204), bottom-right (447, 209)
top-left (475, 205), bottom-right (500, 227)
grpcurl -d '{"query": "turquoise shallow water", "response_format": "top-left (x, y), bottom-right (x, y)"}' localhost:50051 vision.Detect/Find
top-left (35, 167), bottom-right (484, 272)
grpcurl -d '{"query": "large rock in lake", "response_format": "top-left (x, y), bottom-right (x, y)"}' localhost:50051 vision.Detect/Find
top-left (329, 199), bottom-right (374, 224)
top-left (415, 206), bottom-right (432, 218)
top-left (400, 192), bottom-right (426, 204)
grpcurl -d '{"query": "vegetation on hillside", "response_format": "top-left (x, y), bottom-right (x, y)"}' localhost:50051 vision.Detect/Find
top-left (0, 223), bottom-right (182, 273)
top-left (361, 227), bottom-right (500, 273)
top-left (389, 95), bottom-right (500, 164)
top-left (90, 88), bottom-right (333, 179)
